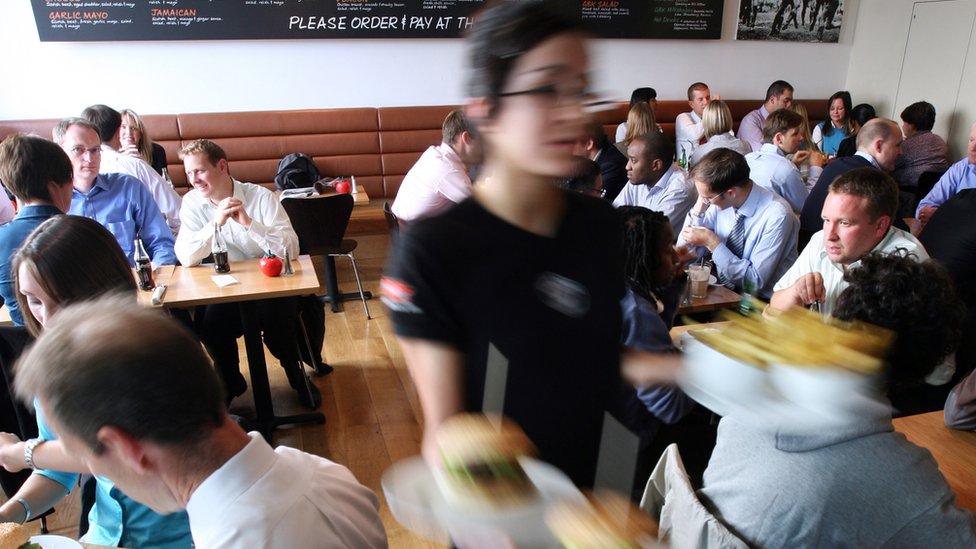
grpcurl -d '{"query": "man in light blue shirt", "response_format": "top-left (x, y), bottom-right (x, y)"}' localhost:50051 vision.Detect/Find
top-left (737, 80), bottom-right (794, 151)
top-left (677, 149), bottom-right (798, 299)
top-left (54, 118), bottom-right (176, 266)
top-left (917, 122), bottom-right (976, 223)
top-left (746, 108), bottom-right (825, 213)
top-left (613, 132), bottom-right (697, 239)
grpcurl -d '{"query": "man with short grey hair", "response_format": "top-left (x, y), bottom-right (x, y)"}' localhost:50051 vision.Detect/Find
top-left (13, 297), bottom-right (388, 549)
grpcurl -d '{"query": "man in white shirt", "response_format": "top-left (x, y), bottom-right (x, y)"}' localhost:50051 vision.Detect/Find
top-left (746, 108), bottom-right (825, 213)
top-left (737, 80), bottom-right (794, 152)
top-left (391, 109), bottom-right (482, 223)
top-left (613, 132), bottom-right (696, 238)
top-left (13, 299), bottom-right (388, 549)
top-left (176, 139), bottom-right (318, 408)
top-left (771, 168), bottom-right (927, 316)
top-left (81, 105), bottom-right (181, 233)
top-left (675, 82), bottom-right (711, 160)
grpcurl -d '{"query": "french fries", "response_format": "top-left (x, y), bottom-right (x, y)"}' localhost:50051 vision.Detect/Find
top-left (688, 298), bottom-right (892, 374)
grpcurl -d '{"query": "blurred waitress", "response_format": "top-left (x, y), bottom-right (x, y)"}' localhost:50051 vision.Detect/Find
top-left (383, 1), bottom-right (628, 487)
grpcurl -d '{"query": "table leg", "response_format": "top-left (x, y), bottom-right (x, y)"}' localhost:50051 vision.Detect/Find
top-left (320, 256), bottom-right (373, 313)
top-left (239, 301), bottom-right (325, 441)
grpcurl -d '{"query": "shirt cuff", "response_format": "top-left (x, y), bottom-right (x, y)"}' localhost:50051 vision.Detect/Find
top-left (711, 242), bottom-right (736, 271)
top-left (246, 218), bottom-right (269, 245)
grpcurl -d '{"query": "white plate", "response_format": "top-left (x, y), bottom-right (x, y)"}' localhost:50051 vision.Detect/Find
top-left (382, 456), bottom-right (584, 547)
top-left (29, 535), bottom-right (83, 549)
top-left (708, 274), bottom-right (718, 286)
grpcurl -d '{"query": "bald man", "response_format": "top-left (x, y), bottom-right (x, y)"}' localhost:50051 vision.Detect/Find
top-left (916, 122), bottom-right (976, 227)
top-left (799, 118), bottom-right (904, 236)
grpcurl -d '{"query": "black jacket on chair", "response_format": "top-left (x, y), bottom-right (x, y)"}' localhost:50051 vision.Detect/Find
top-left (597, 145), bottom-right (629, 203)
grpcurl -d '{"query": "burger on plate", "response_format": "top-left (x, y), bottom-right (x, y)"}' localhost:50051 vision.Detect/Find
top-left (434, 414), bottom-right (538, 510)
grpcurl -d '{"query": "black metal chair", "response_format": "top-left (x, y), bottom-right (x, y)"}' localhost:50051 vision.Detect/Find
top-left (383, 201), bottom-right (400, 243)
top-left (914, 170), bottom-right (947, 213)
top-left (282, 194), bottom-right (371, 319)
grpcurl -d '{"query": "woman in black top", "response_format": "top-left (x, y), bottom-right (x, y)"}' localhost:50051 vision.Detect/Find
top-left (384, 1), bottom-right (633, 487)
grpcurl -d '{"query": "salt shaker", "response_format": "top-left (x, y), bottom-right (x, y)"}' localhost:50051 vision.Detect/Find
top-left (282, 247), bottom-right (295, 276)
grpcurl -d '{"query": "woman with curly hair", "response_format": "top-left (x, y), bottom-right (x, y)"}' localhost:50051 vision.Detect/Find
top-left (833, 250), bottom-right (965, 416)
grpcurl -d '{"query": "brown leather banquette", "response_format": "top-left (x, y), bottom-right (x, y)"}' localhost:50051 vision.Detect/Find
top-left (0, 100), bottom-right (828, 199)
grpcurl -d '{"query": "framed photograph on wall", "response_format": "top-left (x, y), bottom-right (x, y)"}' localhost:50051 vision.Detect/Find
top-left (736, 0), bottom-right (844, 42)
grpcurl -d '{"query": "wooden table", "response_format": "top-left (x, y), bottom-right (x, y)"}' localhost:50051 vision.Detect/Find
top-left (669, 321), bottom-right (733, 345)
top-left (142, 255), bottom-right (325, 439)
top-left (893, 411), bottom-right (976, 512)
top-left (676, 285), bottom-right (741, 315)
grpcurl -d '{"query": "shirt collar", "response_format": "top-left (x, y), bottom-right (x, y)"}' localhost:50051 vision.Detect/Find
top-left (759, 105), bottom-right (770, 119)
top-left (650, 164), bottom-right (678, 190)
top-left (436, 142), bottom-right (463, 166)
top-left (73, 175), bottom-right (111, 197)
top-left (734, 183), bottom-right (764, 218)
top-left (186, 432), bottom-right (276, 540)
top-left (690, 111), bottom-right (701, 124)
top-left (759, 143), bottom-right (785, 156)
top-left (854, 150), bottom-right (880, 168)
top-left (16, 204), bottom-right (62, 218)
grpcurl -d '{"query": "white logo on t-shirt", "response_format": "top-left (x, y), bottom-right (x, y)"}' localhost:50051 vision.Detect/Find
top-left (534, 272), bottom-right (591, 318)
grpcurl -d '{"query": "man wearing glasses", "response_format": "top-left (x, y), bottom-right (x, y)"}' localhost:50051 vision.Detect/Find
top-left (676, 148), bottom-right (798, 300)
top-left (53, 118), bottom-right (176, 266)
top-left (613, 132), bottom-right (697, 240)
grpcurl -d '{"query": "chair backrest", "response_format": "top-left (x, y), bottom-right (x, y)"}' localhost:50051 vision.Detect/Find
top-left (641, 444), bottom-right (749, 549)
top-left (281, 193), bottom-right (354, 255)
top-left (383, 201), bottom-right (400, 238)
top-left (915, 170), bottom-right (947, 212)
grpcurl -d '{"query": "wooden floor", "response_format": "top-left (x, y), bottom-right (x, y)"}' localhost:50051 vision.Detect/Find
top-left (28, 233), bottom-right (442, 547)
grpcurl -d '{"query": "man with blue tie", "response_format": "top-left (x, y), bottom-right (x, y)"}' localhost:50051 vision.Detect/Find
top-left (676, 149), bottom-right (798, 300)
top-left (53, 118), bottom-right (176, 266)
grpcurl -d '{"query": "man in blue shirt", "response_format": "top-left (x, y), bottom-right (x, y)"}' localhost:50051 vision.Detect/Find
top-left (0, 135), bottom-right (74, 325)
top-left (917, 122), bottom-right (976, 226)
top-left (677, 148), bottom-right (799, 300)
top-left (745, 108), bottom-right (826, 213)
top-left (53, 118), bottom-right (176, 266)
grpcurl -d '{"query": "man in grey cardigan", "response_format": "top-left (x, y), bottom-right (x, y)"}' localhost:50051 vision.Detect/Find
top-left (698, 412), bottom-right (975, 547)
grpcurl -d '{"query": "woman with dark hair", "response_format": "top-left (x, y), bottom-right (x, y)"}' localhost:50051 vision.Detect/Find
top-left (836, 103), bottom-right (876, 157)
top-left (833, 251), bottom-right (965, 416)
top-left (0, 215), bottom-right (192, 547)
top-left (812, 91), bottom-right (853, 156)
top-left (892, 101), bottom-right (949, 188)
top-left (384, 1), bottom-right (639, 488)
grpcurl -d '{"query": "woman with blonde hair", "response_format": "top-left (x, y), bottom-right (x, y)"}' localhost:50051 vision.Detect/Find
top-left (790, 102), bottom-right (818, 152)
top-left (616, 102), bottom-right (660, 155)
top-left (689, 100), bottom-right (753, 167)
top-left (119, 109), bottom-right (168, 175)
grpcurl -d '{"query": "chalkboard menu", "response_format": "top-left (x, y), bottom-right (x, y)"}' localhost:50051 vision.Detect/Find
top-left (32, 0), bottom-right (723, 41)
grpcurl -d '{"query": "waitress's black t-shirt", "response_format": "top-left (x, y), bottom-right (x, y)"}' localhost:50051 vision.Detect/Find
top-left (383, 191), bottom-right (625, 487)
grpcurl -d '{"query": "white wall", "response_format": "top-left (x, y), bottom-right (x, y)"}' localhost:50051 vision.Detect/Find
top-left (0, 0), bottom-right (856, 120)
top-left (846, 0), bottom-right (976, 158)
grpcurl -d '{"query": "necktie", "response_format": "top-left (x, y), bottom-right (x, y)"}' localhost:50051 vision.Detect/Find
top-left (718, 212), bottom-right (746, 289)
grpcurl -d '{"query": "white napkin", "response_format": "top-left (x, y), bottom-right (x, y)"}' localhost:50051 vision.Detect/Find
top-left (211, 274), bottom-right (240, 287)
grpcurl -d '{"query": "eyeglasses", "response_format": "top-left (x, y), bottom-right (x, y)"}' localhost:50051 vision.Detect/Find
top-left (497, 84), bottom-right (612, 112)
top-left (68, 145), bottom-right (101, 159)
top-left (700, 190), bottom-right (726, 206)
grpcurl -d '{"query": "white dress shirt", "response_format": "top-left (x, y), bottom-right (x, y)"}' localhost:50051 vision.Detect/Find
top-left (175, 179), bottom-right (298, 266)
top-left (613, 164), bottom-right (697, 238)
top-left (675, 111), bottom-right (704, 159)
top-left (746, 143), bottom-right (822, 214)
top-left (615, 122), bottom-right (628, 144)
top-left (99, 144), bottom-right (181, 233)
top-left (690, 134), bottom-right (754, 168)
top-left (186, 432), bottom-right (388, 549)
top-left (773, 227), bottom-right (929, 316)
top-left (677, 184), bottom-right (798, 299)
top-left (391, 143), bottom-right (472, 222)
